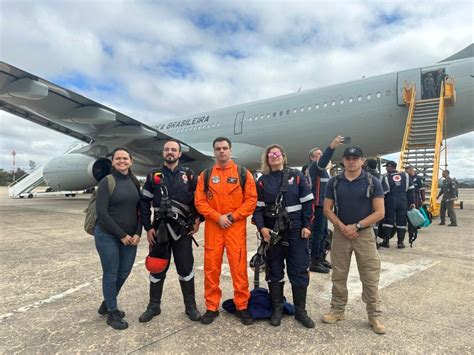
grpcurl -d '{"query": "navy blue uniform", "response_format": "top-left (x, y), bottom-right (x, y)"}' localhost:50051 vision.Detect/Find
top-left (253, 169), bottom-right (313, 288)
top-left (382, 171), bottom-right (414, 245)
top-left (140, 165), bottom-right (198, 281)
top-left (410, 174), bottom-right (425, 208)
top-left (307, 147), bottom-right (335, 260)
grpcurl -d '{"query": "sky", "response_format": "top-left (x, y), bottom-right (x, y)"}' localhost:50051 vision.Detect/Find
top-left (0, 0), bottom-right (473, 177)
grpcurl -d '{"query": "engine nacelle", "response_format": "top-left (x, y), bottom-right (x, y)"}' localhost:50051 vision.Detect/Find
top-left (43, 154), bottom-right (112, 191)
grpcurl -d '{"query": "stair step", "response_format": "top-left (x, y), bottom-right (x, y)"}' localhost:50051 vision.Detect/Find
top-left (411, 128), bottom-right (437, 134)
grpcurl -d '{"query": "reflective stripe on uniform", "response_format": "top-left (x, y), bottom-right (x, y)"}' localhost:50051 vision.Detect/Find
top-left (286, 204), bottom-right (302, 213)
top-left (397, 225), bottom-right (407, 230)
top-left (382, 223), bottom-right (393, 228)
top-left (256, 201), bottom-right (266, 207)
top-left (149, 274), bottom-right (161, 283)
top-left (320, 178), bottom-right (329, 182)
top-left (142, 189), bottom-right (154, 198)
top-left (178, 270), bottom-right (194, 282)
top-left (300, 193), bottom-right (314, 203)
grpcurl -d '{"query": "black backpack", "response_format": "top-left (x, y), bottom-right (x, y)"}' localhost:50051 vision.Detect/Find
top-left (203, 165), bottom-right (248, 192)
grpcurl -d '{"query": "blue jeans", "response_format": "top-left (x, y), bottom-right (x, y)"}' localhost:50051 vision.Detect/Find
top-left (310, 206), bottom-right (328, 259)
top-left (94, 225), bottom-right (137, 311)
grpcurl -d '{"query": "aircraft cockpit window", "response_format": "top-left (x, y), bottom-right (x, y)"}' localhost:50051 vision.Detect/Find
top-left (348, 97), bottom-right (353, 103)
top-left (307, 105), bottom-right (312, 110)
top-left (315, 104), bottom-right (320, 109)
top-left (357, 96), bottom-right (362, 101)
top-left (367, 94), bottom-right (372, 100)
top-left (385, 90), bottom-right (391, 96)
top-left (340, 99), bottom-right (344, 105)
top-left (376, 92), bottom-right (381, 98)
top-left (331, 101), bottom-right (336, 106)
top-left (323, 102), bottom-right (328, 107)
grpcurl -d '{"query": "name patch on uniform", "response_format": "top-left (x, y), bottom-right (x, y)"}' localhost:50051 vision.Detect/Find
top-left (227, 177), bottom-right (238, 184)
top-left (212, 176), bottom-right (220, 184)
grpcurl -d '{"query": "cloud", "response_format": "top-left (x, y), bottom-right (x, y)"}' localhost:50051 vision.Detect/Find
top-left (0, 0), bottom-right (472, 177)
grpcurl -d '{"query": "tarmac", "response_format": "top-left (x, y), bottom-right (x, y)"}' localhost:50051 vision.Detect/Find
top-left (0, 186), bottom-right (473, 354)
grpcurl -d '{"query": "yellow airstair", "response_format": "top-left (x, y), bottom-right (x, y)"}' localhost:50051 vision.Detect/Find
top-left (399, 78), bottom-right (456, 216)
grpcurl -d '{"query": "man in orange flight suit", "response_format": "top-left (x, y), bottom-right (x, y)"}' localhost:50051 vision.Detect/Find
top-left (195, 137), bottom-right (257, 325)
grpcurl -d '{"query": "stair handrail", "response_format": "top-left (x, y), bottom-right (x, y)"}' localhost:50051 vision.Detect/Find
top-left (398, 83), bottom-right (417, 169)
top-left (429, 82), bottom-right (446, 216)
top-left (7, 170), bottom-right (31, 188)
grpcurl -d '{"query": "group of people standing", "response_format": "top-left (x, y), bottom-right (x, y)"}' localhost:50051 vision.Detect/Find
top-left (92, 134), bottom-right (457, 335)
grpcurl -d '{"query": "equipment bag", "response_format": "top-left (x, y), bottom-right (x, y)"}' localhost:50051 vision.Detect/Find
top-left (407, 208), bottom-right (425, 228)
top-left (84, 175), bottom-right (115, 235)
top-left (419, 205), bottom-right (432, 227)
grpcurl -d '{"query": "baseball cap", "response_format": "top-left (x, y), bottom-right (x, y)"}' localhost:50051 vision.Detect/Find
top-left (342, 146), bottom-right (363, 157)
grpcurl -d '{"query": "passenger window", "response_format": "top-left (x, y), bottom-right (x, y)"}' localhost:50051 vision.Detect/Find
top-left (307, 105), bottom-right (312, 110)
top-left (249, 117), bottom-right (252, 121)
top-left (357, 96), bottom-right (362, 101)
top-left (293, 108), bottom-right (297, 113)
top-left (376, 92), bottom-right (381, 98)
top-left (286, 109), bottom-right (290, 115)
top-left (279, 111), bottom-right (283, 116)
top-left (385, 90), bottom-right (391, 96)
top-left (367, 94), bottom-right (372, 100)
top-left (323, 102), bottom-right (328, 108)
top-left (348, 97), bottom-right (353, 103)
top-left (331, 101), bottom-right (336, 106)
top-left (315, 104), bottom-right (320, 109)
top-left (216, 122), bottom-right (220, 127)
top-left (260, 114), bottom-right (264, 120)
top-left (267, 113), bottom-right (270, 118)
top-left (340, 99), bottom-right (344, 104)
top-left (300, 107), bottom-right (304, 112)
top-left (273, 112), bottom-right (277, 117)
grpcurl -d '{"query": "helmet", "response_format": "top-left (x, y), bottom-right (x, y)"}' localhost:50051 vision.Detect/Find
top-left (145, 241), bottom-right (170, 274)
top-left (249, 253), bottom-right (266, 273)
top-left (145, 255), bottom-right (169, 274)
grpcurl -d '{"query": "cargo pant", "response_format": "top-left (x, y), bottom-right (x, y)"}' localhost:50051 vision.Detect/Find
top-left (440, 199), bottom-right (457, 225)
top-left (330, 228), bottom-right (382, 320)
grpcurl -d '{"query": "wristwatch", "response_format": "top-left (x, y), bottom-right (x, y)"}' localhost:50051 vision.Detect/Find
top-left (356, 222), bottom-right (364, 231)
top-left (227, 214), bottom-right (234, 223)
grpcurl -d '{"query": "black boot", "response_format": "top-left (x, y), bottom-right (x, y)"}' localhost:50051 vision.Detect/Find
top-left (98, 301), bottom-right (125, 318)
top-left (309, 255), bottom-right (330, 274)
top-left (268, 282), bottom-right (284, 326)
top-left (179, 278), bottom-right (201, 321)
top-left (379, 237), bottom-right (390, 248)
top-left (139, 279), bottom-right (164, 323)
top-left (397, 229), bottom-right (406, 249)
top-left (291, 285), bottom-right (315, 328)
top-left (320, 254), bottom-right (332, 269)
top-left (107, 310), bottom-right (128, 330)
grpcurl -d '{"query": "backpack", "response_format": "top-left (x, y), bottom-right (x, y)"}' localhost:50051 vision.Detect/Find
top-left (203, 165), bottom-right (248, 192)
top-left (84, 175), bottom-right (116, 235)
top-left (333, 171), bottom-right (374, 215)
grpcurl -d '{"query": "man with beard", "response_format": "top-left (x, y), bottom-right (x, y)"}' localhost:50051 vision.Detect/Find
top-left (139, 139), bottom-right (202, 323)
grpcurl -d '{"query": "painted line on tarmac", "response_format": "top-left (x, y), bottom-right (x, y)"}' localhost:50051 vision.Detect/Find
top-left (320, 258), bottom-right (439, 300)
top-left (0, 260), bottom-right (145, 322)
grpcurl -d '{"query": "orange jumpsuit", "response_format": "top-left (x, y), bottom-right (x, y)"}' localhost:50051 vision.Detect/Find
top-left (195, 160), bottom-right (257, 311)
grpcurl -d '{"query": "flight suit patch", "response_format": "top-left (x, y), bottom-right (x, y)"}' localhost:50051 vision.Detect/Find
top-left (181, 173), bottom-right (188, 184)
top-left (227, 177), bottom-right (238, 184)
top-left (288, 176), bottom-right (294, 185)
top-left (212, 176), bottom-right (220, 184)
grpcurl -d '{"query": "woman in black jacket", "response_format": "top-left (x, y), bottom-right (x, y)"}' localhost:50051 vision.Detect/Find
top-left (95, 147), bottom-right (141, 330)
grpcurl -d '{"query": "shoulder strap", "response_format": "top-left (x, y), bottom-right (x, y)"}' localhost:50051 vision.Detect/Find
top-left (333, 173), bottom-right (341, 215)
top-left (280, 168), bottom-right (291, 193)
top-left (203, 167), bottom-right (211, 192)
top-left (366, 172), bottom-right (374, 198)
top-left (237, 165), bottom-right (247, 190)
top-left (106, 174), bottom-right (116, 196)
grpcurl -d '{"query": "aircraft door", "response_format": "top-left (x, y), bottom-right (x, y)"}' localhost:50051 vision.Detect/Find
top-left (234, 111), bottom-right (245, 135)
top-left (397, 68), bottom-right (421, 105)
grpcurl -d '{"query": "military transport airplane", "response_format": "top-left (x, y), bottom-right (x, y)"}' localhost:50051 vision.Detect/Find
top-left (1, 44), bottom-right (472, 192)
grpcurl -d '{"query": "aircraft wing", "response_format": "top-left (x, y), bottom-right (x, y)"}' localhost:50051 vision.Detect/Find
top-left (0, 61), bottom-right (212, 169)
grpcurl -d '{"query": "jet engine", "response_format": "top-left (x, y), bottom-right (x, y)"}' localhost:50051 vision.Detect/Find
top-left (43, 154), bottom-right (112, 191)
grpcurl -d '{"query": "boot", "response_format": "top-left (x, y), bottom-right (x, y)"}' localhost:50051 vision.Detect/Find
top-left (369, 318), bottom-right (387, 334)
top-left (291, 285), bottom-right (315, 328)
top-left (378, 237), bottom-right (390, 248)
top-left (107, 310), bottom-right (128, 330)
top-left (309, 255), bottom-right (330, 274)
top-left (322, 311), bottom-right (345, 324)
top-left (98, 301), bottom-right (125, 318)
top-left (268, 282), bottom-right (284, 326)
top-left (179, 279), bottom-right (201, 321)
top-left (320, 254), bottom-right (332, 269)
top-left (397, 229), bottom-right (406, 249)
top-left (139, 279), bottom-right (164, 323)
